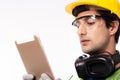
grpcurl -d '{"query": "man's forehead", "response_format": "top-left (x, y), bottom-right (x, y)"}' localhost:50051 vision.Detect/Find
top-left (77, 9), bottom-right (100, 18)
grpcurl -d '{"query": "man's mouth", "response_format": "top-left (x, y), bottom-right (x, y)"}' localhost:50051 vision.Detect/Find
top-left (81, 39), bottom-right (90, 46)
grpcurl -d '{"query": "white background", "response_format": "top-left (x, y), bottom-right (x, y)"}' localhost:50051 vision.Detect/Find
top-left (0, 0), bottom-right (120, 80)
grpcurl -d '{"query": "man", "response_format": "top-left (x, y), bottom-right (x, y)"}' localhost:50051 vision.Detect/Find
top-left (65, 0), bottom-right (120, 79)
top-left (23, 0), bottom-right (120, 80)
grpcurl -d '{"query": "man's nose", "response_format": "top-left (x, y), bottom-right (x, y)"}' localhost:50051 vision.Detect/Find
top-left (77, 25), bottom-right (87, 35)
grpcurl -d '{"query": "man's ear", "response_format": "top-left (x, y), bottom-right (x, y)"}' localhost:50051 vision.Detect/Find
top-left (109, 21), bottom-right (119, 35)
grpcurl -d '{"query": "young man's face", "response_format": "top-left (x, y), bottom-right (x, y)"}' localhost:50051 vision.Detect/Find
top-left (76, 10), bottom-right (110, 54)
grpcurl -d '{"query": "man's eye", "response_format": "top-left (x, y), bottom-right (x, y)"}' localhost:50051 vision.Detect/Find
top-left (84, 17), bottom-right (96, 25)
top-left (87, 22), bottom-right (95, 25)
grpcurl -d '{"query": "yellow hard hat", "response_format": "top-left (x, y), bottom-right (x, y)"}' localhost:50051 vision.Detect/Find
top-left (65, 0), bottom-right (120, 18)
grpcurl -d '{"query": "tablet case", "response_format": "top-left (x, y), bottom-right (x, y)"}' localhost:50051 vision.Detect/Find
top-left (15, 36), bottom-right (54, 80)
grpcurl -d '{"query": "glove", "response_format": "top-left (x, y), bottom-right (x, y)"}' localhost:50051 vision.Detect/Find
top-left (22, 74), bottom-right (35, 80)
top-left (39, 73), bottom-right (52, 80)
top-left (23, 73), bottom-right (62, 80)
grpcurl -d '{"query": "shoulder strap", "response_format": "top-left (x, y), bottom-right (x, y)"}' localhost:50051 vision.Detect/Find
top-left (106, 68), bottom-right (120, 80)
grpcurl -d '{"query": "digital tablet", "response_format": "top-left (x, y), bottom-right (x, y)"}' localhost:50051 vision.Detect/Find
top-left (15, 36), bottom-right (54, 80)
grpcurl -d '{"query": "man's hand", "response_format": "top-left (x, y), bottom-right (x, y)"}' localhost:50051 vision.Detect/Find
top-left (23, 73), bottom-right (62, 80)
top-left (39, 73), bottom-right (52, 80)
top-left (23, 74), bottom-right (35, 80)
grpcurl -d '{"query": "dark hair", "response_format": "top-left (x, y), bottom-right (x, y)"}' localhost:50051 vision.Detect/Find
top-left (72, 5), bottom-right (120, 43)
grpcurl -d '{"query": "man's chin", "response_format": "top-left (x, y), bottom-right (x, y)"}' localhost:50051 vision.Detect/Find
top-left (82, 49), bottom-right (96, 55)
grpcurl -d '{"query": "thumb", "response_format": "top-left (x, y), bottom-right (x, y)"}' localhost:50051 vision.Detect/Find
top-left (39, 73), bottom-right (52, 80)
top-left (23, 74), bottom-right (35, 80)
top-left (55, 78), bottom-right (62, 80)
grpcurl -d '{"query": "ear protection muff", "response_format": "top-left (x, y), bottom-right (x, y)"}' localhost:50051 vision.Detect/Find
top-left (75, 51), bottom-right (120, 79)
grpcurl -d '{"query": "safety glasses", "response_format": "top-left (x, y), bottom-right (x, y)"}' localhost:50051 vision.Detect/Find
top-left (72, 15), bottom-right (103, 28)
